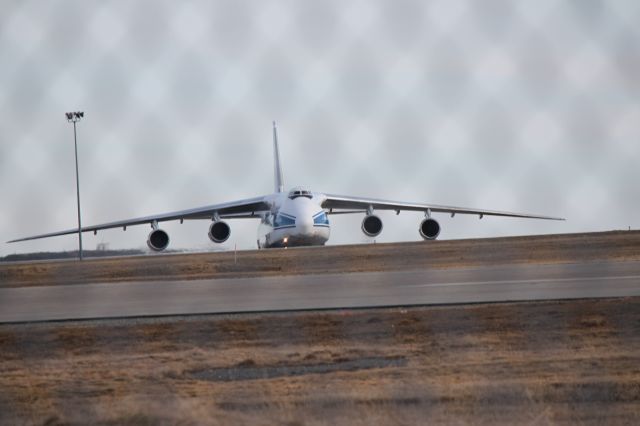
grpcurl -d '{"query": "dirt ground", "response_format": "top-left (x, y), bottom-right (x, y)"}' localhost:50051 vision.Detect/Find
top-left (2, 230), bottom-right (640, 287)
top-left (0, 298), bottom-right (639, 425)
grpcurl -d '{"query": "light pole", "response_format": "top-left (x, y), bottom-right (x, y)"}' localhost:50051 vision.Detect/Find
top-left (66, 111), bottom-right (84, 260)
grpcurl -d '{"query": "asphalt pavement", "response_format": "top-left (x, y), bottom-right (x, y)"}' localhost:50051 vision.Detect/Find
top-left (1, 260), bottom-right (639, 323)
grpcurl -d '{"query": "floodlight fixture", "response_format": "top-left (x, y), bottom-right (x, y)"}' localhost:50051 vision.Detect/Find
top-left (66, 111), bottom-right (84, 122)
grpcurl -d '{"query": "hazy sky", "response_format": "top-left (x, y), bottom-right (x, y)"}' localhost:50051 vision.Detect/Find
top-left (1, 0), bottom-right (638, 255)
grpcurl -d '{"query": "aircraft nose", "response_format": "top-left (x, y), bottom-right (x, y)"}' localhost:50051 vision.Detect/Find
top-left (297, 216), bottom-right (314, 233)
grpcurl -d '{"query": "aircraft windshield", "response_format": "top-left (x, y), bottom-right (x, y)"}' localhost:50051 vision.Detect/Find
top-left (288, 188), bottom-right (312, 199)
top-left (274, 213), bottom-right (296, 228)
top-left (313, 211), bottom-right (329, 226)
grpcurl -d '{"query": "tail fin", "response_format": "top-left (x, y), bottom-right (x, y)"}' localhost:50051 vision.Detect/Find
top-left (272, 121), bottom-right (284, 193)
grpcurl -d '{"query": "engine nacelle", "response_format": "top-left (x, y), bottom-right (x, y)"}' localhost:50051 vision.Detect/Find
top-left (208, 221), bottom-right (231, 243)
top-left (362, 214), bottom-right (383, 237)
top-left (147, 229), bottom-right (170, 251)
top-left (419, 218), bottom-right (440, 240)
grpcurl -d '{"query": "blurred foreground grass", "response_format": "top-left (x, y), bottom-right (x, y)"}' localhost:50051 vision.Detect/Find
top-left (0, 298), bottom-right (639, 425)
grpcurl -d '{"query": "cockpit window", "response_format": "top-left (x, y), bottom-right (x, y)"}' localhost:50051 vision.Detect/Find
top-left (313, 211), bottom-right (329, 226)
top-left (274, 212), bottom-right (296, 228)
top-left (288, 188), bottom-right (312, 199)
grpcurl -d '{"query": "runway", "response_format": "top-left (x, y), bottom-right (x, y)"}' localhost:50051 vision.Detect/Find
top-left (1, 260), bottom-right (639, 323)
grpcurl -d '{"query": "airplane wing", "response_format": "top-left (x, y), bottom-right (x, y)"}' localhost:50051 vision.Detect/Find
top-left (7, 196), bottom-right (271, 243)
top-left (322, 194), bottom-right (564, 221)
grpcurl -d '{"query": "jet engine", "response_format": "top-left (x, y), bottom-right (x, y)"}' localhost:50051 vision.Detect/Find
top-left (147, 229), bottom-right (170, 251)
top-left (208, 221), bottom-right (231, 243)
top-left (419, 218), bottom-right (440, 240)
top-left (362, 214), bottom-right (383, 237)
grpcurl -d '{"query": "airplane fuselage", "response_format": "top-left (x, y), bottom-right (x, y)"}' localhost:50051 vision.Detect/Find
top-left (258, 191), bottom-right (330, 248)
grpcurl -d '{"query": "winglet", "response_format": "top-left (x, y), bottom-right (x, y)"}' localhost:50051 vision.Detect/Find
top-left (273, 121), bottom-right (284, 193)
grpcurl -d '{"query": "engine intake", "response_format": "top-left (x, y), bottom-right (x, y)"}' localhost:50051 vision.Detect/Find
top-left (419, 218), bottom-right (440, 240)
top-left (209, 221), bottom-right (231, 243)
top-left (147, 229), bottom-right (170, 251)
top-left (362, 214), bottom-right (383, 237)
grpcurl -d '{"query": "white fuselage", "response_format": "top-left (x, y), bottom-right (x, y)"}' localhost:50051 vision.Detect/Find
top-left (258, 191), bottom-right (330, 248)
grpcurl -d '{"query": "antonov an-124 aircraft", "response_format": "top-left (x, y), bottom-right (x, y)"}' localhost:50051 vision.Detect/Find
top-left (9, 123), bottom-right (564, 250)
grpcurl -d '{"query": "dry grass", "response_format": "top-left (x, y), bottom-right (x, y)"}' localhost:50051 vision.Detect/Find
top-left (1, 298), bottom-right (639, 424)
top-left (1, 230), bottom-right (640, 288)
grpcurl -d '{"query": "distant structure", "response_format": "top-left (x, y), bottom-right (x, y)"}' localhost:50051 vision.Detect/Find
top-left (96, 242), bottom-right (109, 251)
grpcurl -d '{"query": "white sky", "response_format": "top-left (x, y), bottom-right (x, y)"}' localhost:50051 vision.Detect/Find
top-left (1, 0), bottom-right (639, 255)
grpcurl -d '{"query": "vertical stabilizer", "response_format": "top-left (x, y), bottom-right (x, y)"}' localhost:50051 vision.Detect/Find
top-left (272, 121), bottom-right (284, 193)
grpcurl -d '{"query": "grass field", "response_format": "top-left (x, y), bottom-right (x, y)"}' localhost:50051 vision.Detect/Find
top-left (1, 298), bottom-right (639, 425)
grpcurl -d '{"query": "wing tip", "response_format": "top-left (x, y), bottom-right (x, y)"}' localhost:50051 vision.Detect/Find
top-left (7, 237), bottom-right (31, 244)
top-left (6, 236), bottom-right (28, 243)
